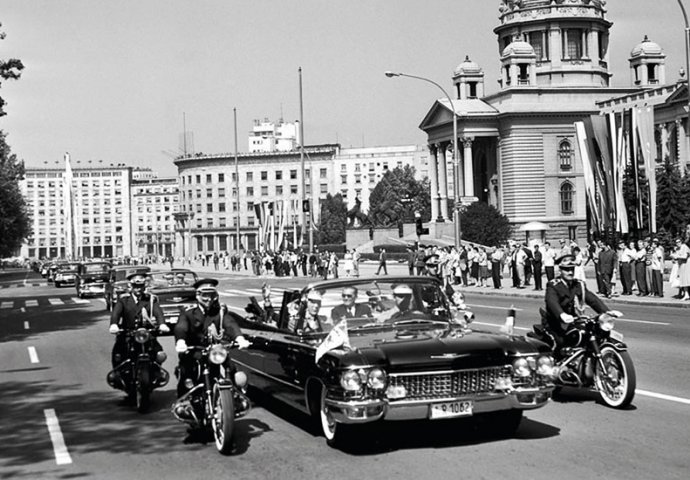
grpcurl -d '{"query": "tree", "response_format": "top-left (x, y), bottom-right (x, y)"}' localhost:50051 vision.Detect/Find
top-left (622, 160), bottom-right (649, 238)
top-left (368, 165), bottom-right (431, 227)
top-left (0, 131), bottom-right (32, 257)
top-left (655, 158), bottom-right (688, 242)
top-left (0, 22), bottom-right (25, 118)
top-left (318, 193), bottom-right (347, 244)
top-left (459, 202), bottom-right (511, 247)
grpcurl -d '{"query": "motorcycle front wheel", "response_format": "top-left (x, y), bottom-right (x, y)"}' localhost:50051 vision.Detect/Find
top-left (212, 385), bottom-right (235, 455)
top-left (136, 367), bottom-right (151, 413)
top-left (595, 346), bottom-right (636, 409)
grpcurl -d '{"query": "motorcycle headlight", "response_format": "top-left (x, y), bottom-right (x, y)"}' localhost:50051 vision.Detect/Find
top-left (536, 355), bottom-right (554, 376)
top-left (513, 357), bottom-right (532, 377)
top-left (367, 368), bottom-right (387, 390)
top-left (209, 344), bottom-right (228, 365)
top-left (134, 328), bottom-right (151, 344)
top-left (598, 314), bottom-right (615, 332)
top-left (340, 370), bottom-right (362, 392)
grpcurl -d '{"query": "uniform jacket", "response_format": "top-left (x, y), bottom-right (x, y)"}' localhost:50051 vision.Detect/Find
top-left (110, 293), bottom-right (164, 330)
top-left (543, 278), bottom-right (608, 334)
top-left (174, 304), bottom-right (243, 346)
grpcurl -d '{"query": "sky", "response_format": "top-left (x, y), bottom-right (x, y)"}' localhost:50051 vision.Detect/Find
top-left (0, 0), bottom-right (686, 177)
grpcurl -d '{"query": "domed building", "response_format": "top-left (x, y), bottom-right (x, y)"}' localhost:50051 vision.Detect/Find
top-left (419, 0), bottom-right (687, 242)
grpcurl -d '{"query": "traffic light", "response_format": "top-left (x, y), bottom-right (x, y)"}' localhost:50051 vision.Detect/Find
top-left (302, 199), bottom-right (310, 213)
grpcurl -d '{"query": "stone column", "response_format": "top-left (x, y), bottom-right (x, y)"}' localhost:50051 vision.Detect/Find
top-left (463, 137), bottom-right (475, 197)
top-left (438, 141), bottom-right (450, 222)
top-left (428, 144), bottom-right (440, 222)
top-left (661, 123), bottom-right (669, 164)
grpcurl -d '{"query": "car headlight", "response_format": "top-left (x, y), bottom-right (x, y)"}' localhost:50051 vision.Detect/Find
top-left (536, 355), bottom-right (554, 376)
top-left (209, 344), bottom-right (228, 365)
top-left (367, 368), bottom-right (387, 390)
top-left (134, 328), bottom-right (151, 344)
top-left (513, 358), bottom-right (532, 377)
top-left (598, 313), bottom-right (615, 332)
top-left (340, 370), bottom-right (362, 391)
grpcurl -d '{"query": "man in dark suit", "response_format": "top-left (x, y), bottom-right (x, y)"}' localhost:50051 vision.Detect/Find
top-left (598, 242), bottom-right (617, 298)
top-left (330, 286), bottom-right (373, 322)
top-left (109, 272), bottom-right (168, 368)
top-left (532, 244), bottom-right (543, 291)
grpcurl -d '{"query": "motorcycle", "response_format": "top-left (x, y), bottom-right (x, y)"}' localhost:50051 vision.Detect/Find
top-left (171, 339), bottom-right (251, 455)
top-left (107, 322), bottom-right (170, 413)
top-left (528, 311), bottom-right (636, 409)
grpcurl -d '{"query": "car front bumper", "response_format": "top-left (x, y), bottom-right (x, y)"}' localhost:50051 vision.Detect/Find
top-left (325, 387), bottom-right (553, 424)
top-left (79, 283), bottom-right (105, 295)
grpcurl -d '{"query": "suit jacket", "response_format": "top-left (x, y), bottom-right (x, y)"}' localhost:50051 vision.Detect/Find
top-left (544, 278), bottom-right (608, 334)
top-left (330, 303), bottom-right (373, 322)
top-left (174, 304), bottom-right (243, 346)
top-left (598, 249), bottom-right (617, 275)
top-left (110, 293), bottom-right (164, 329)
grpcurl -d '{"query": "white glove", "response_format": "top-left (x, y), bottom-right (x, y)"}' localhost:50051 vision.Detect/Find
top-left (560, 313), bottom-right (575, 324)
top-left (158, 324), bottom-right (170, 333)
top-left (607, 310), bottom-right (623, 318)
top-left (175, 339), bottom-right (188, 353)
top-left (109, 324), bottom-right (120, 334)
top-left (235, 336), bottom-right (250, 350)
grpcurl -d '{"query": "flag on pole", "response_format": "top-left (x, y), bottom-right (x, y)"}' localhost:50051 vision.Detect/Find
top-left (63, 152), bottom-right (75, 260)
top-left (315, 319), bottom-right (351, 363)
top-left (636, 106), bottom-right (657, 233)
top-left (574, 121), bottom-right (601, 232)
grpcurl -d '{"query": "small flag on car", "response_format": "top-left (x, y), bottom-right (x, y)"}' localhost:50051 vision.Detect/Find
top-left (315, 319), bottom-right (351, 363)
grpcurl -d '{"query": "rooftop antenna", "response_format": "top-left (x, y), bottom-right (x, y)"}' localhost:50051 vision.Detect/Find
top-left (183, 112), bottom-right (187, 157)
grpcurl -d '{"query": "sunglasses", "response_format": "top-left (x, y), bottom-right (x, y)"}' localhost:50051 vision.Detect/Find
top-left (342, 294), bottom-right (354, 298)
top-left (394, 293), bottom-right (411, 298)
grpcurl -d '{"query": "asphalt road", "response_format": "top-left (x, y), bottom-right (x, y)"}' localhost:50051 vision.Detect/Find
top-left (1, 269), bottom-right (689, 480)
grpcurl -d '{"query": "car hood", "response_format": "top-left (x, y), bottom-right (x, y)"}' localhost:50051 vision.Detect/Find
top-left (338, 327), bottom-right (547, 372)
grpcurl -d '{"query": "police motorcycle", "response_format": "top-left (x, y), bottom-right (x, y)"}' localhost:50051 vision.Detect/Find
top-left (528, 309), bottom-right (636, 409)
top-left (106, 317), bottom-right (170, 413)
top-left (171, 324), bottom-right (251, 455)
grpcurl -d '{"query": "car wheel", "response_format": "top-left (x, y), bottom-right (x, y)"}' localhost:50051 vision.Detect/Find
top-left (55, 281), bottom-right (61, 288)
top-left (316, 384), bottom-right (353, 448)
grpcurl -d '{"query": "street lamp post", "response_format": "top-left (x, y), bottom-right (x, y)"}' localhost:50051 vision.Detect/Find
top-left (385, 71), bottom-right (462, 247)
top-left (233, 108), bottom-right (241, 252)
top-left (678, 0), bottom-right (690, 170)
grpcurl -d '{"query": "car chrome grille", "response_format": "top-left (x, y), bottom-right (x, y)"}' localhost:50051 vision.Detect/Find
top-left (388, 366), bottom-right (513, 401)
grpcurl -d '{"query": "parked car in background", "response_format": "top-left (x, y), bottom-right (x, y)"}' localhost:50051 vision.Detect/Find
top-left (234, 276), bottom-right (555, 448)
top-left (147, 269), bottom-right (199, 334)
top-left (54, 263), bottom-right (80, 288)
top-left (46, 262), bottom-right (67, 282)
top-left (104, 265), bottom-right (151, 311)
top-left (40, 262), bottom-right (53, 278)
top-left (75, 261), bottom-right (111, 298)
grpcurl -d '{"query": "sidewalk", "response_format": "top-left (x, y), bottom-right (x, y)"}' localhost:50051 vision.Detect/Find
top-left (166, 260), bottom-right (690, 309)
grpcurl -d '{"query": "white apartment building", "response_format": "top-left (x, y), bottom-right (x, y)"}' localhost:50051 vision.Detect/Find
top-left (131, 175), bottom-right (179, 258)
top-left (248, 118), bottom-right (298, 153)
top-left (20, 166), bottom-right (134, 259)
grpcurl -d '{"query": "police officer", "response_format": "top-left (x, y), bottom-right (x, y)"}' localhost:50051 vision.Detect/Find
top-left (542, 255), bottom-right (620, 349)
top-left (108, 271), bottom-right (168, 368)
top-left (173, 278), bottom-right (250, 396)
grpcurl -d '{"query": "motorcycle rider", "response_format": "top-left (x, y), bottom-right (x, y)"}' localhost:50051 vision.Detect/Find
top-left (173, 278), bottom-right (250, 396)
top-left (542, 254), bottom-right (620, 351)
top-left (108, 271), bottom-right (168, 369)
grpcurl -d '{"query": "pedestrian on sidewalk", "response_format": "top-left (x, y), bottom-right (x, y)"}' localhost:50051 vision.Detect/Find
top-left (671, 238), bottom-right (690, 300)
top-left (490, 245), bottom-right (503, 289)
top-left (543, 242), bottom-right (556, 281)
top-left (532, 244), bottom-right (543, 291)
top-left (650, 239), bottom-right (664, 297)
top-left (634, 240), bottom-right (649, 296)
top-left (598, 242), bottom-right (616, 298)
top-left (375, 248), bottom-right (388, 275)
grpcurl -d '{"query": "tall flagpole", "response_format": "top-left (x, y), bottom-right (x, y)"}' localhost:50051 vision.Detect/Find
top-left (63, 152), bottom-right (76, 260)
top-left (234, 108), bottom-right (241, 252)
top-left (299, 67), bottom-right (313, 252)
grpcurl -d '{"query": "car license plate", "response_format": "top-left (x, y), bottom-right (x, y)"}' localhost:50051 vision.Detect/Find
top-left (430, 400), bottom-right (473, 419)
top-left (609, 330), bottom-right (624, 342)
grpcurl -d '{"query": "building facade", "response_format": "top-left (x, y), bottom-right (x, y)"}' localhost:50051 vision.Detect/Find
top-left (248, 118), bottom-right (299, 153)
top-left (20, 166), bottom-right (134, 259)
top-left (131, 174), bottom-right (179, 259)
top-left (418, 0), bottom-right (685, 243)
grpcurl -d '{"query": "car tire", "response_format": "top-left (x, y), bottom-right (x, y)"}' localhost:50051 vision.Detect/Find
top-left (55, 281), bottom-right (61, 288)
top-left (314, 383), bottom-right (353, 449)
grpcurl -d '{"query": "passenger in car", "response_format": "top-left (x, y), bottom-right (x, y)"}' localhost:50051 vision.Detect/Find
top-left (377, 284), bottom-right (417, 322)
top-left (289, 290), bottom-right (326, 333)
top-left (330, 286), bottom-right (373, 322)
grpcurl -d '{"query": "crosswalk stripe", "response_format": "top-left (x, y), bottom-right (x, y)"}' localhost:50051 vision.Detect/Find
top-left (0, 301), bottom-right (14, 309)
top-left (71, 297), bottom-right (90, 304)
top-left (48, 298), bottom-right (63, 305)
top-left (25, 299), bottom-right (39, 307)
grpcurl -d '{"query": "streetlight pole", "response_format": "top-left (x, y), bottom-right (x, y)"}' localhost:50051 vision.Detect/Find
top-left (678, 0), bottom-right (690, 172)
top-left (384, 71), bottom-right (462, 247)
top-left (299, 67), bottom-right (313, 252)
top-left (233, 108), bottom-right (241, 252)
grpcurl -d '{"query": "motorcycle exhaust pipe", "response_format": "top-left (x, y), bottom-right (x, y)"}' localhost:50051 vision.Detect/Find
top-left (107, 370), bottom-right (126, 391)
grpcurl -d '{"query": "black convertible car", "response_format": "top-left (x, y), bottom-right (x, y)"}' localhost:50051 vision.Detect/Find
top-left (233, 276), bottom-right (556, 447)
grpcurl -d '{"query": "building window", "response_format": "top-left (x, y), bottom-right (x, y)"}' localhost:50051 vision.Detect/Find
top-left (261, 186), bottom-right (269, 196)
top-left (207, 203), bottom-right (213, 213)
top-left (320, 168), bottom-right (327, 179)
top-left (207, 188), bottom-right (213, 198)
top-left (275, 170), bottom-right (283, 180)
top-left (563, 29), bottom-right (587, 59)
top-left (558, 140), bottom-right (573, 170)
top-left (290, 169), bottom-right (297, 179)
top-left (276, 185), bottom-right (283, 195)
top-left (246, 187), bottom-right (254, 196)
top-left (290, 185), bottom-right (298, 194)
top-left (320, 184), bottom-right (328, 194)
top-left (528, 31), bottom-right (548, 60)
top-left (218, 188), bottom-right (225, 197)
top-left (246, 172), bottom-right (253, 181)
top-left (206, 174), bottom-right (212, 183)
top-left (261, 171), bottom-right (268, 181)
top-left (560, 182), bottom-right (574, 215)
top-left (341, 175), bottom-right (347, 184)
top-left (218, 203), bottom-right (226, 212)
top-left (341, 164), bottom-right (347, 172)
top-left (196, 175), bottom-right (201, 184)
top-left (218, 173), bottom-right (225, 182)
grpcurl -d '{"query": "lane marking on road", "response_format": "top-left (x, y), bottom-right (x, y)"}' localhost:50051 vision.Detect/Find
top-left (636, 389), bottom-right (690, 406)
top-left (20, 307), bottom-right (26, 313)
top-left (70, 297), bottom-right (90, 304)
top-left (48, 298), bottom-right (63, 306)
top-left (473, 321), bottom-right (530, 332)
top-left (44, 409), bottom-right (72, 465)
top-left (28, 346), bottom-right (39, 363)
top-left (25, 299), bottom-right (38, 307)
top-left (24, 320), bottom-right (30, 330)
top-left (466, 303), bottom-right (525, 312)
top-left (0, 301), bottom-right (12, 309)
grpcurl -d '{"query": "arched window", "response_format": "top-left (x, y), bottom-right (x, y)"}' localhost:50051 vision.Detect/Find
top-left (558, 140), bottom-right (573, 170)
top-left (560, 182), bottom-right (574, 215)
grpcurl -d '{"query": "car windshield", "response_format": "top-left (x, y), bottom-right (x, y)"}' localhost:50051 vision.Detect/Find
top-left (114, 267), bottom-right (150, 282)
top-left (58, 264), bottom-right (79, 273)
top-left (148, 271), bottom-right (197, 288)
top-left (286, 279), bottom-right (453, 334)
top-left (83, 263), bottom-right (109, 273)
